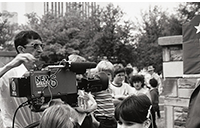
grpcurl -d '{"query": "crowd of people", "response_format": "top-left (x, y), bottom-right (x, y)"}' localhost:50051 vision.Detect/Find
top-left (0, 30), bottom-right (163, 128)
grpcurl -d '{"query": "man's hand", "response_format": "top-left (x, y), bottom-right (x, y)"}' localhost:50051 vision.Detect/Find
top-left (75, 90), bottom-right (97, 113)
top-left (9, 53), bottom-right (36, 68)
top-left (0, 53), bottom-right (36, 78)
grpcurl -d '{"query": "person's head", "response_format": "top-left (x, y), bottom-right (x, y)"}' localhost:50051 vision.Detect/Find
top-left (130, 75), bottom-right (145, 90)
top-left (68, 54), bottom-right (86, 62)
top-left (149, 78), bottom-right (158, 88)
top-left (125, 67), bottom-right (133, 78)
top-left (132, 67), bottom-right (139, 75)
top-left (14, 30), bottom-right (43, 58)
top-left (39, 104), bottom-right (79, 128)
top-left (96, 60), bottom-right (114, 82)
top-left (115, 94), bottom-right (152, 128)
top-left (113, 64), bottom-right (126, 84)
top-left (147, 65), bottom-right (155, 75)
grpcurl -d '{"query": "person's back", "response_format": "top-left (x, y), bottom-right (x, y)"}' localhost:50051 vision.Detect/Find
top-left (90, 60), bottom-right (117, 128)
top-left (92, 89), bottom-right (115, 117)
top-left (149, 78), bottom-right (159, 110)
top-left (91, 82), bottom-right (117, 128)
top-left (149, 78), bottom-right (160, 128)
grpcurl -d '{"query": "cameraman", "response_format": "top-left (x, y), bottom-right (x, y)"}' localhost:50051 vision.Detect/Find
top-left (0, 30), bottom-right (44, 128)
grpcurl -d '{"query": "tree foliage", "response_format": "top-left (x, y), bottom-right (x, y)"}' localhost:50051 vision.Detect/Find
top-left (177, 2), bottom-right (200, 23)
top-left (0, 11), bottom-right (18, 51)
top-left (21, 10), bottom-right (87, 64)
top-left (84, 4), bottom-right (135, 65)
top-left (22, 3), bottom-right (135, 66)
top-left (2, 2), bottom-right (200, 74)
top-left (133, 5), bottom-right (183, 74)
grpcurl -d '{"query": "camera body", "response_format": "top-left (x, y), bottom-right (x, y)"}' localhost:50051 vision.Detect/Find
top-left (78, 72), bottom-right (108, 93)
top-left (10, 70), bottom-right (77, 99)
top-left (9, 60), bottom-right (109, 112)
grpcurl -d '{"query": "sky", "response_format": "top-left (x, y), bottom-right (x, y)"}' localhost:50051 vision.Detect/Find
top-left (96, 2), bottom-right (182, 22)
top-left (0, 1), bottom-right (185, 24)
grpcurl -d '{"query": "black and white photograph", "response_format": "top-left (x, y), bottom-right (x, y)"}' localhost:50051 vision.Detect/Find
top-left (0, 1), bottom-right (199, 128)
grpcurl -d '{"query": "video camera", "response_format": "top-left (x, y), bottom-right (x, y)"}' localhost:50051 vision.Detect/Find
top-left (9, 59), bottom-right (109, 112)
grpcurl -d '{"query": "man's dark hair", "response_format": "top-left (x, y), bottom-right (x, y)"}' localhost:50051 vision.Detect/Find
top-left (149, 78), bottom-right (158, 88)
top-left (125, 67), bottom-right (133, 76)
top-left (14, 30), bottom-right (42, 53)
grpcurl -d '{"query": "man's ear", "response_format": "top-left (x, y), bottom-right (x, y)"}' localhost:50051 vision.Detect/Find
top-left (17, 46), bottom-right (25, 53)
top-left (143, 119), bottom-right (151, 128)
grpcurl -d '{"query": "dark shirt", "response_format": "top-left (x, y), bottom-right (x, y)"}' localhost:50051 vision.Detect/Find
top-left (150, 88), bottom-right (159, 111)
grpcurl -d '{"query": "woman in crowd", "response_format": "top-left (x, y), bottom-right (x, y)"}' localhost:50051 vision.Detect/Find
top-left (128, 74), bottom-right (152, 101)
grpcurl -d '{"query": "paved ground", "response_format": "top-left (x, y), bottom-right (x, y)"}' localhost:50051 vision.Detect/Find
top-left (156, 111), bottom-right (165, 128)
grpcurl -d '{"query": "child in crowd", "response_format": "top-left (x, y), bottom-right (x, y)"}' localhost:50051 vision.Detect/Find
top-left (90, 60), bottom-right (117, 128)
top-left (95, 60), bottom-right (114, 82)
top-left (114, 94), bottom-right (152, 128)
top-left (149, 78), bottom-right (161, 128)
top-left (110, 64), bottom-right (130, 106)
top-left (128, 75), bottom-right (151, 101)
top-left (39, 104), bottom-right (80, 128)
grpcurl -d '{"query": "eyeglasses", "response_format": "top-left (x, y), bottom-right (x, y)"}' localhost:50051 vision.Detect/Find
top-left (25, 43), bottom-right (44, 50)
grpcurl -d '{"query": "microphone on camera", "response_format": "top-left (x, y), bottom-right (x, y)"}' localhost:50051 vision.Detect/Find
top-left (69, 62), bottom-right (97, 74)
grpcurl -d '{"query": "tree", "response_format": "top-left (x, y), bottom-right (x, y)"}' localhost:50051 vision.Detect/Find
top-left (133, 6), bottom-right (165, 73)
top-left (133, 5), bottom-right (185, 74)
top-left (22, 3), bottom-right (135, 66)
top-left (177, 2), bottom-right (200, 23)
top-left (0, 11), bottom-right (18, 51)
top-left (21, 10), bottom-right (86, 64)
top-left (83, 3), bottom-right (135, 65)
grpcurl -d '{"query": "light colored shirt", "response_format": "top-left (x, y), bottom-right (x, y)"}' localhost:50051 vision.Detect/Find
top-left (0, 64), bottom-right (41, 128)
top-left (127, 86), bottom-right (152, 102)
top-left (109, 82), bottom-right (129, 98)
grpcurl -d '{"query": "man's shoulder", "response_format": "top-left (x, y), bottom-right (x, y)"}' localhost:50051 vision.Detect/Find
top-left (3, 64), bottom-right (26, 77)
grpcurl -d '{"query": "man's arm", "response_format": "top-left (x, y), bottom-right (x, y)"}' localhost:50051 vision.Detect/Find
top-left (0, 53), bottom-right (36, 78)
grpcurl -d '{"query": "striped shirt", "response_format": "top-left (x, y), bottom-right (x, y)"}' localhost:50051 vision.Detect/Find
top-left (92, 88), bottom-right (115, 117)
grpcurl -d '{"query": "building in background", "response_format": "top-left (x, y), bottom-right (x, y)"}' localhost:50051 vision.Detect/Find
top-left (0, 2), bottom-right (43, 24)
top-left (0, 2), bottom-right (107, 25)
top-left (44, 2), bottom-right (99, 19)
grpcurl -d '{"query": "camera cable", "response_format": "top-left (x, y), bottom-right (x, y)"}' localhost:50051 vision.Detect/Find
top-left (12, 100), bottom-right (29, 128)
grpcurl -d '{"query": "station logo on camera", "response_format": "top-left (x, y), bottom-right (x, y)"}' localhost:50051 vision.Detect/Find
top-left (35, 74), bottom-right (58, 89)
